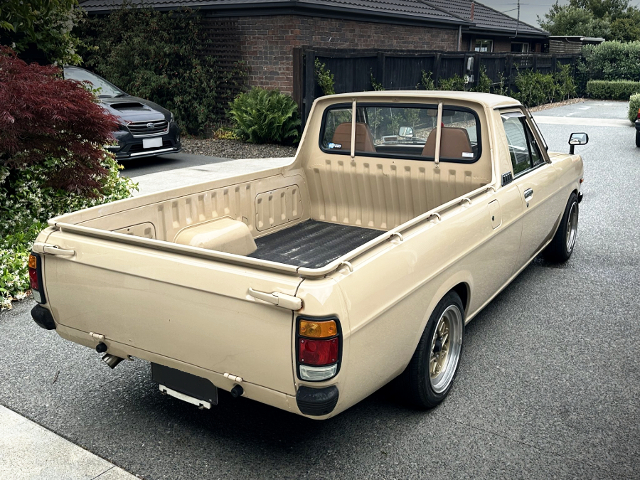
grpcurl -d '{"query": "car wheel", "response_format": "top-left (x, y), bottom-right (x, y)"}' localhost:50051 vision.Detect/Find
top-left (401, 291), bottom-right (464, 409)
top-left (544, 192), bottom-right (579, 263)
top-left (636, 130), bottom-right (640, 148)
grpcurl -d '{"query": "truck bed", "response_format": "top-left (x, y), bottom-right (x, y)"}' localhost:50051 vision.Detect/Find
top-left (249, 220), bottom-right (381, 268)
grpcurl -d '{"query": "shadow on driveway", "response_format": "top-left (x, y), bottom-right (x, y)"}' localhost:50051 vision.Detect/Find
top-left (119, 152), bottom-right (234, 178)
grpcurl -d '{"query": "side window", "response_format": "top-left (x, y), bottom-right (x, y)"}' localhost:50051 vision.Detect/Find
top-left (321, 107), bottom-right (353, 151)
top-left (501, 113), bottom-right (545, 176)
top-left (525, 126), bottom-right (544, 167)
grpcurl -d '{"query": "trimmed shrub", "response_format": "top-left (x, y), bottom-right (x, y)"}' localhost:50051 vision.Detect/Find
top-left (438, 74), bottom-right (465, 91)
top-left (580, 41), bottom-right (640, 82)
top-left (511, 65), bottom-right (577, 107)
top-left (513, 70), bottom-right (557, 106)
top-left (418, 71), bottom-right (436, 90)
top-left (555, 63), bottom-right (578, 100)
top-left (472, 66), bottom-right (492, 93)
top-left (628, 93), bottom-right (640, 122)
top-left (78, 5), bottom-right (247, 135)
top-left (586, 80), bottom-right (640, 99)
top-left (229, 88), bottom-right (301, 145)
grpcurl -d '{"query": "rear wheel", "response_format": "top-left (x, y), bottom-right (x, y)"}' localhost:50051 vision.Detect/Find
top-left (400, 291), bottom-right (464, 409)
top-left (636, 130), bottom-right (640, 147)
top-left (544, 192), bottom-right (579, 263)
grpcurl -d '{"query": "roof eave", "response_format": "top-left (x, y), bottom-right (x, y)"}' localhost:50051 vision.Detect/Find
top-left (464, 26), bottom-right (548, 39)
top-left (81, 1), bottom-right (472, 27)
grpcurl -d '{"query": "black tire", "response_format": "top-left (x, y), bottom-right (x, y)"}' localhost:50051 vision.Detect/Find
top-left (544, 192), bottom-right (579, 263)
top-left (400, 291), bottom-right (465, 409)
top-left (636, 130), bottom-right (640, 148)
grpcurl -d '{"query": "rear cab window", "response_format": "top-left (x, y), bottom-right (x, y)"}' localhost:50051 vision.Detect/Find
top-left (320, 103), bottom-right (481, 163)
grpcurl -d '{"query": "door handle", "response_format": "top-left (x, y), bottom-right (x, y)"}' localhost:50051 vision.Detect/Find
top-left (248, 288), bottom-right (302, 311)
top-left (39, 244), bottom-right (76, 256)
top-left (523, 188), bottom-right (534, 201)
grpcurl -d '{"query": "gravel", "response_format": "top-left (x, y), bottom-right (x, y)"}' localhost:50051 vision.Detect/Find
top-left (528, 97), bottom-right (585, 112)
top-left (181, 138), bottom-right (297, 159)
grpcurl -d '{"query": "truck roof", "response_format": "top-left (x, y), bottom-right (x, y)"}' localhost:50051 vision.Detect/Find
top-left (315, 91), bottom-right (521, 110)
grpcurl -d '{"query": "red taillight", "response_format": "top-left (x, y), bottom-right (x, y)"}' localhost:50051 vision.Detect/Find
top-left (28, 253), bottom-right (45, 304)
top-left (637, 107), bottom-right (640, 120)
top-left (28, 267), bottom-right (39, 291)
top-left (296, 316), bottom-right (341, 382)
top-left (299, 337), bottom-right (339, 366)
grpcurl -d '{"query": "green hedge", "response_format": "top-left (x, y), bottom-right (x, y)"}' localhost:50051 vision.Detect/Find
top-left (586, 80), bottom-right (640, 100)
top-left (581, 41), bottom-right (640, 82)
top-left (629, 94), bottom-right (640, 123)
top-left (511, 64), bottom-right (577, 107)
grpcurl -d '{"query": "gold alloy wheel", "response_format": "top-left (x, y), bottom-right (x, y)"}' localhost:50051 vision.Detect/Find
top-left (429, 305), bottom-right (463, 394)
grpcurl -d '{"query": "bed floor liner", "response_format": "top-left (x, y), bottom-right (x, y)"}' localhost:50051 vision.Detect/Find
top-left (249, 220), bottom-right (382, 269)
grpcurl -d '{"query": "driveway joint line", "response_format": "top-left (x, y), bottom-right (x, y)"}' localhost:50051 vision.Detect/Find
top-left (90, 466), bottom-right (115, 479)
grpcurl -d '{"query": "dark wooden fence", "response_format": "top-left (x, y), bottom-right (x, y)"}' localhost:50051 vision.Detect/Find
top-left (295, 48), bottom-right (581, 122)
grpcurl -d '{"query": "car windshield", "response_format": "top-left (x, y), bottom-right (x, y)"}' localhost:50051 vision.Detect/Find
top-left (64, 67), bottom-right (125, 98)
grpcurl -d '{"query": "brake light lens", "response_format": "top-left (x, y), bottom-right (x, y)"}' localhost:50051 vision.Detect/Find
top-left (296, 316), bottom-right (341, 382)
top-left (299, 337), bottom-right (339, 365)
top-left (28, 253), bottom-right (45, 304)
top-left (637, 107), bottom-right (640, 120)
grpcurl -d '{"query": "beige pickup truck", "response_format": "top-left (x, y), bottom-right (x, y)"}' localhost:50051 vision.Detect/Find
top-left (29, 92), bottom-right (586, 419)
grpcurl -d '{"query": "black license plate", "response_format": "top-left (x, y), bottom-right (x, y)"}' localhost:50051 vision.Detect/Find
top-left (151, 363), bottom-right (218, 406)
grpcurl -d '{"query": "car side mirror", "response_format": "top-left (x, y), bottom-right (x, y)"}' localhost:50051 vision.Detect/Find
top-left (569, 132), bottom-right (588, 154)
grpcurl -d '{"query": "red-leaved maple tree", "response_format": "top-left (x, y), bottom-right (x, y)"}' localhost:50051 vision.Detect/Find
top-left (0, 46), bottom-right (118, 195)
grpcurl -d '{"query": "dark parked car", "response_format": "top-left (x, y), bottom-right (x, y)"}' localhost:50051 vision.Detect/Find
top-left (64, 66), bottom-right (181, 160)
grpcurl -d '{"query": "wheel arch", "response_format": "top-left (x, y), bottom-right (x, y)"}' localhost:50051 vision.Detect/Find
top-left (450, 282), bottom-right (470, 316)
top-left (418, 273), bottom-right (473, 346)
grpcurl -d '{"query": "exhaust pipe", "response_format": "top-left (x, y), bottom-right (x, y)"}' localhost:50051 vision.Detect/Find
top-left (102, 354), bottom-right (124, 369)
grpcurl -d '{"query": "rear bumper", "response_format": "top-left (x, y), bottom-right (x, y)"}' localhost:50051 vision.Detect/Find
top-left (296, 386), bottom-right (339, 416)
top-left (31, 305), bottom-right (56, 330)
top-left (53, 323), bottom-right (341, 418)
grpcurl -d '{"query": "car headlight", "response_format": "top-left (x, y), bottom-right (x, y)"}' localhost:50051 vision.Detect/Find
top-left (170, 112), bottom-right (175, 122)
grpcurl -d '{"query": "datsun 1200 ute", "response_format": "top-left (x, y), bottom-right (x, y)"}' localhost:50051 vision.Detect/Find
top-left (29, 92), bottom-right (587, 419)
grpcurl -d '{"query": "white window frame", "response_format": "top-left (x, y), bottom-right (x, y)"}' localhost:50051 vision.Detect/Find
top-left (474, 39), bottom-right (493, 52)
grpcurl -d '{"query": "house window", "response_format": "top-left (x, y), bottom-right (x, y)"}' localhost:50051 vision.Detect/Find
top-left (511, 42), bottom-right (530, 53)
top-left (474, 39), bottom-right (493, 52)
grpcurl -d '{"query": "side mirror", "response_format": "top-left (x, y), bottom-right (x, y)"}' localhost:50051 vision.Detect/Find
top-left (569, 132), bottom-right (588, 154)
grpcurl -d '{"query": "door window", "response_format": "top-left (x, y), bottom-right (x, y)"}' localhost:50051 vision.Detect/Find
top-left (501, 113), bottom-right (544, 176)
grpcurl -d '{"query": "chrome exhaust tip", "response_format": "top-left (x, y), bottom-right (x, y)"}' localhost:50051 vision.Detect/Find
top-left (102, 354), bottom-right (124, 369)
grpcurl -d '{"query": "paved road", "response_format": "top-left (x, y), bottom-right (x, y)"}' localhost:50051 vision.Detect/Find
top-left (1, 100), bottom-right (639, 480)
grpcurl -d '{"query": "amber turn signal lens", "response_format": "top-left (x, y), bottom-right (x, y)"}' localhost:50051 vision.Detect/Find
top-left (299, 320), bottom-right (337, 338)
top-left (28, 254), bottom-right (37, 269)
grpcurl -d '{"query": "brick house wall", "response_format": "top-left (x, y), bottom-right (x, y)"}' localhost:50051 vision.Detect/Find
top-left (229, 15), bottom-right (458, 94)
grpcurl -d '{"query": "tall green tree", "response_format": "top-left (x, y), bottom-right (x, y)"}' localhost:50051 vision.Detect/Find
top-left (539, 0), bottom-right (640, 42)
top-left (0, 0), bottom-right (82, 65)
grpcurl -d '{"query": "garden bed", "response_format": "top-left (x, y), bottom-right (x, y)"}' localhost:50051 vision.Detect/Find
top-left (181, 138), bottom-right (297, 159)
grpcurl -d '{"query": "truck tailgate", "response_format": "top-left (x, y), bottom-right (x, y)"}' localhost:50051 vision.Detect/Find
top-left (41, 230), bottom-right (301, 396)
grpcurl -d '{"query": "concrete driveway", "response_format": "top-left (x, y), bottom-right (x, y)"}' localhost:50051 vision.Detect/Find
top-left (1, 100), bottom-right (638, 480)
